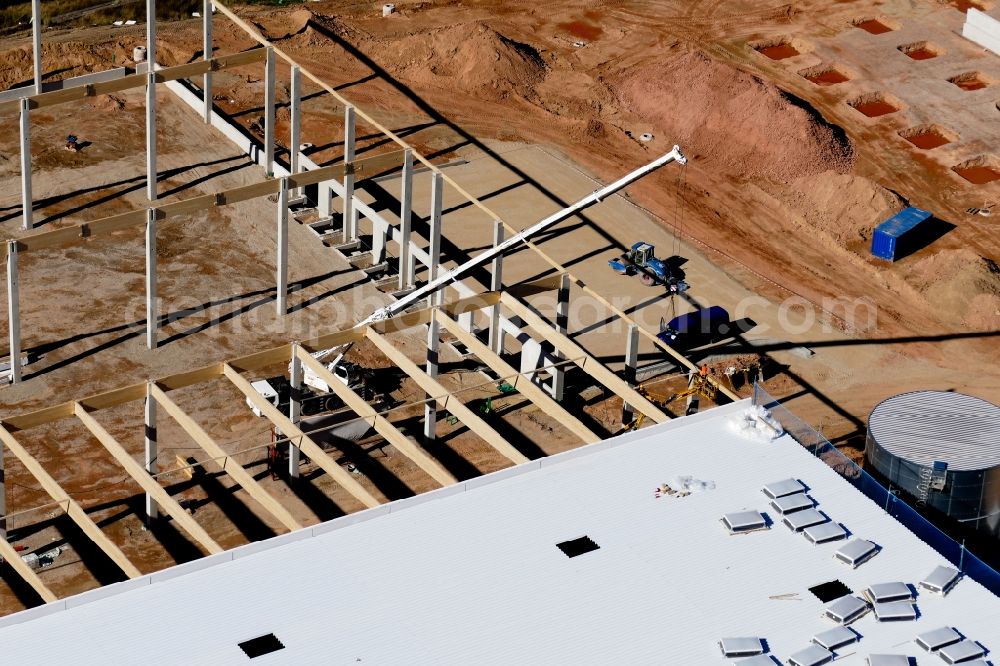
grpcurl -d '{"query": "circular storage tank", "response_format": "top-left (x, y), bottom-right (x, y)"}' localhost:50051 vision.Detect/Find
top-left (866, 390), bottom-right (1000, 537)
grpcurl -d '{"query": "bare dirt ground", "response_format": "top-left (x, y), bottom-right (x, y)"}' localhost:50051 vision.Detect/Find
top-left (0, 0), bottom-right (999, 611)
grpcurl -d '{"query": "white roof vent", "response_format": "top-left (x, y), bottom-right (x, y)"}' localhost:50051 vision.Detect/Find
top-left (721, 510), bottom-right (768, 534)
top-left (866, 656), bottom-right (910, 666)
top-left (788, 644), bottom-right (834, 666)
top-left (761, 478), bottom-right (805, 499)
top-left (803, 522), bottom-right (847, 544)
top-left (834, 539), bottom-right (879, 568)
top-left (919, 565), bottom-right (961, 596)
top-left (770, 494), bottom-right (813, 515)
top-left (915, 626), bottom-right (962, 652)
top-left (717, 636), bottom-right (764, 658)
top-left (782, 508), bottom-right (827, 532)
top-left (811, 625), bottom-right (858, 651)
top-left (823, 595), bottom-right (869, 625)
top-left (938, 640), bottom-right (985, 664)
top-left (864, 582), bottom-right (912, 604)
top-left (871, 601), bottom-right (917, 622)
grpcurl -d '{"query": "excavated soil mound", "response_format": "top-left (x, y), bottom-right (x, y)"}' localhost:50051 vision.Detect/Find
top-left (779, 172), bottom-right (904, 244)
top-left (909, 249), bottom-right (1000, 322)
top-left (964, 293), bottom-right (1000, 330)
top-left (86, 93), bottom-right (126, 114)
top-left (614, 51), bottom-right (854, 182)
top-left (370, 23), bottom-right (546, 102)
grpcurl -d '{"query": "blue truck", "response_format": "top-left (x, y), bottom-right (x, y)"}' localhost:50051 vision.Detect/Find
top-left (656, 306), bottom-right (731, 349)
top-left (608, 242), bottom-right (688, 293)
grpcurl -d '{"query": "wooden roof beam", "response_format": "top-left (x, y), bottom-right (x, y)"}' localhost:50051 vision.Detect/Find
top-left (12, 152), bottom-right (404, 255)
top-left (221, 362), bottom-right (381, 509)
top-left (435, 312), bottom-right (600, 444)
top-left (73, 404), bottom-right (224, 556)
top-left (0, 424), bottom-right (143, 578)
top-left (365, 324), bottom-right (529, 466)
top-left (149, 385), bottom-right (302, 533)
top-left (0, 49), bottom-right (268, 116)
top-left (498, 293), bottom-right (671, 424)
top-left (292, 349), bottom-right (458, 488)
top-left (1, 295), bottom-right (495, 435)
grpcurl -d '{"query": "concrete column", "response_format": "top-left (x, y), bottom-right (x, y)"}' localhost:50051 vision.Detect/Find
top-left (144, 383), bottom-right (158, 522)
top-left (489, 221), bottom-right (505, 354)
top-left (427, 172), bottom-right (443, 308)
top-left (264, 47), bottom-right (275, 177)
top-left (145, 208), bottom-right (157, 349)
top-left (372, 219), bottom-right (387, 265)
top-left (423, 174), bottom-right (443, 439)
top-left (276, 178), bottom-right (288, 315)
top-left (201, 0), bottom-right (212, 123)
top-left (318, 183), bottom-right (332, 220)
top-left (7, 242), bottom-right (20, 385)
top-left (146, 70), bottom-right (157, 202)
top-left (424, 312), bottom-right (439, 442)
top-left (552, 273), bottom-right (570, 401)
top-left (288, 344), bottom-right (302, 479)
top-left (289, 65), bottom-right (301, 196)
top-left (19, 98), bottom-right (32, 231)
top-left (397, 149), bottom-right (414, 290)
top-left (341, 105), bottom-right (356, 243)
top-left (0, 429), bottom-right (6, 539)
top-left (146, 0), bottom-right (156, 65)
top-left (31, 0), bottom-right (41, 95)
top-left (622, 323), bottom-right (639, 425)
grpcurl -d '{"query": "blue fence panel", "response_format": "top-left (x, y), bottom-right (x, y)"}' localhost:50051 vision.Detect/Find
top-left (752, 384), bottom-right (1000, 597)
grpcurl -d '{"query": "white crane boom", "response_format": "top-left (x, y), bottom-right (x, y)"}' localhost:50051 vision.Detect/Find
top-left (303, 146), bottom-right (687, 388)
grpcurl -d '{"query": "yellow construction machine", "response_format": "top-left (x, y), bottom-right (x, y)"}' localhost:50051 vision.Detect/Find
top-left (621, 372), bottom-right (718, 432)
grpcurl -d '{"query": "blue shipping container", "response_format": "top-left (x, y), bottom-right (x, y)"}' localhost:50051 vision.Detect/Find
top-left (871, 207), bottom-right (932, 261)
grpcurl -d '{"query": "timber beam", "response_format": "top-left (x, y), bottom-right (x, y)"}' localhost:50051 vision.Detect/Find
top-left (0, 49), bottom-right (267, 116)
top-left (365, 324), bottom-right (529, 465)
top-left (498, 293), bottom-right (671, 424)
top-left (293, 349), bottom-right (458, 487)
top-left (150, 385), bottom-right (302, 532)
top-left (221, 363), bottom-right (382, 509)
top-left (435, 312), bottom-right (599, 444)
top-left (0, 424), bottom-right (143, 578)
top-left (11, 151), bottom-right (405, 255)
top-left (1, 295), bottom-right (499, 435)
top-left (73, 404), bottom-right (224, 555)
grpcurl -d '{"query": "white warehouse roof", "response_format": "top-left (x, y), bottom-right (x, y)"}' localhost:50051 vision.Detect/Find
top-left (0, 400), bottom-right (998, 664)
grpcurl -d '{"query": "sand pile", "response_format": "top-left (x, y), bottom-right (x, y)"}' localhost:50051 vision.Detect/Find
top-left (964, 294), bottom-right (1000, 330)
top-left (0, 41), bottom-right (128, 89)
top-left (373, 23), bottom-right (546, 102)
top-left (908, 249), bottom-right (1000, 323)
top-left (252, 8), bottom-right (316, 42)
top-left (777, 173), bottom-right (904, 244)
top-left (613, 51), bottom-right (854, 182)
top-left (86, 94), bottom-right (126, 114)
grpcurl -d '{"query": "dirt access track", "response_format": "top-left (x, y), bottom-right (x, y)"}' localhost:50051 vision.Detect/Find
top-left (0, 0), bottom-right (999, 609)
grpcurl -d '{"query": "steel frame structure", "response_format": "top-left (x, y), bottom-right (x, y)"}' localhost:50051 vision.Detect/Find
top-left (0, 0), bottom-right (741, 610)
